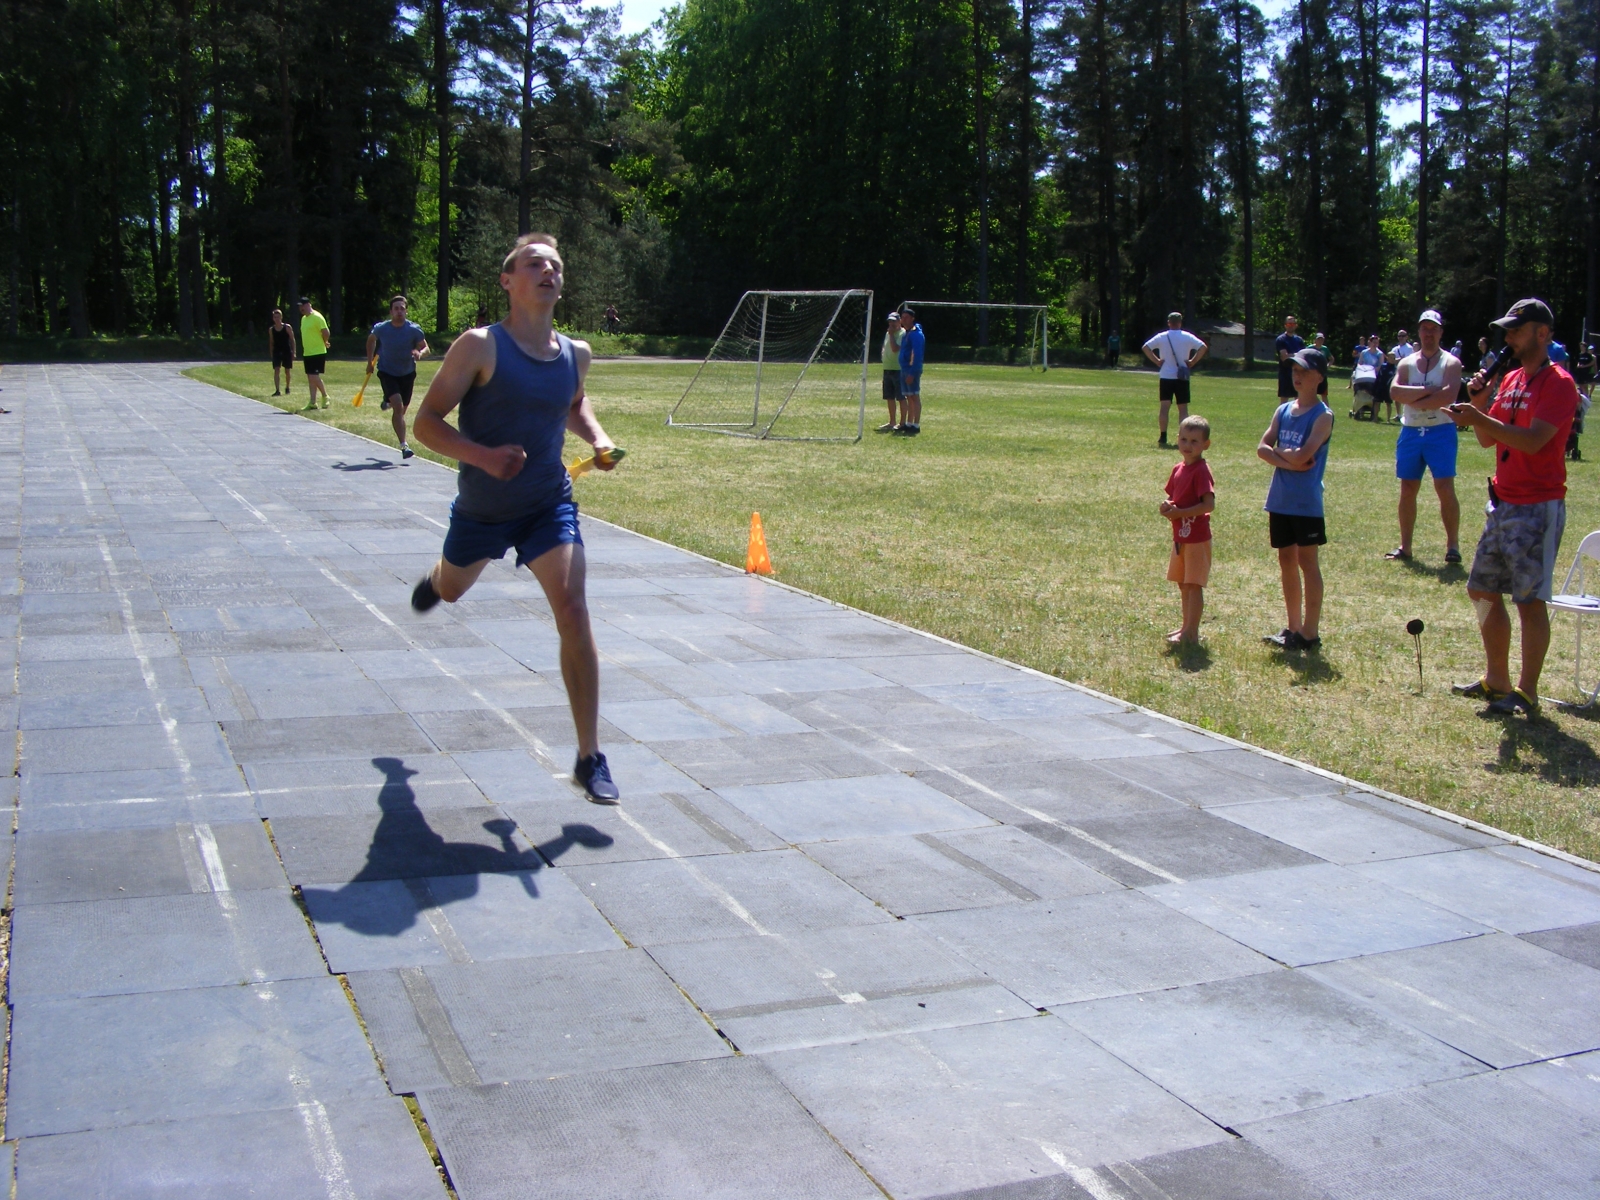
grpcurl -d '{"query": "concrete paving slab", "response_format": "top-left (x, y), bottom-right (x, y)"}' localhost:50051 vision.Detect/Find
top-left (1521, 920), bottom-right (1600, 970)
top-left (1101, 752), bottom-right (1343, 807)
top-left (931, 825), bottom-right (1122, 900)
top-left (569, 848), bottom-right (895, 945)
top-left (700, 656), bottom-right (897, 694)
top-left (13, 820), bottom-right (284, 905)
top-left (447, 747), bottom-right (581, 802)
top-left (914, 890), bottom-right (1275, 1007)
top-left (306, 866), bottom-right (619, 971)
top-left (506, 792), bottom-right (781, 863)
top-left (1306, 933), bottom-right (1600, 1068)
top-left (272, 805), bottom-right (546, 887)
top-left (923, 758), bottom-right (1181, 824)
top-left (688, 691), bottom-right (816, 734)
top-left (11, 888), bottom-right (325, 999)
top-left (1059, 970), bottom-right (1486, 1128)
top-left (601, 697), bottom-right (739, 741)
top-left (1356, 846), bottom-right (1600, 934)
top-left (220, 713), bottom-right (434, 762)
top-left (22, 720), bottom-right (234, 774)
top-left (1241, 1067), bottom-right (1600, 1199)
top-left (417, 1057), bottom-right (880, 1200)
top-left (1144, 862), bottom-right (1489, 966)
top-left (7, 977), bottom-right (389, 1137)
top-left (1098, 1139), bottom-right (1336, 1200)
top-left (1209, 794), bottom-right (1486, 864)
top-left (17, 768), bottom-right (257, 832)
top-left (764, 1016), bottom-right (1228, 1199)
top-left (650, 731), bottom-right (889, 788)
top-left (20, 686), bottom-right (212, 729)
top-left (806, 834), bottom-right (1040, 915)
top-left (349, 949), bottom-right (727, 1091)
top-left (717, 773), bottom-right (994, 842)
top-left (245, 753), bottom-right (492, 818)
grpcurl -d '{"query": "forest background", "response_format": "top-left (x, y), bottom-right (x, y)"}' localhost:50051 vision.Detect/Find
top-left (3, 0), bottom-right (1597, 358)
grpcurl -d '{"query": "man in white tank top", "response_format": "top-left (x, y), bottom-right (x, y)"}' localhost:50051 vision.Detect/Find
top-left (1386, 310), bottom-right (1463, 565)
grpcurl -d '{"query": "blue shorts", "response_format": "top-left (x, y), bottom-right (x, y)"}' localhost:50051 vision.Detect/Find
top-left (443, 500), bottom-right (582, 569)
top-left (902, 371), bottom-right (922, 395)
top-left (1395, 423), bottom-right (1458, 481)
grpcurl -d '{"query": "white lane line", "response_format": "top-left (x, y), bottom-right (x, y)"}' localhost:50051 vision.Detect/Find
top-left (291, 1070), bottom-right (358, 1200)
top-left (1039, 1145), bottom-right (1127, 1200)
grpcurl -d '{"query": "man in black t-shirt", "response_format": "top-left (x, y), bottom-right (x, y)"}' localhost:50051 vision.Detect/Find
top-left (1275, 316), bottom-right (1305, 399)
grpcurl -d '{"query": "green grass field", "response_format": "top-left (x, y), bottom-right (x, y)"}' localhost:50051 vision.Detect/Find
top-left (190, 356), bottom-right (1600, 861)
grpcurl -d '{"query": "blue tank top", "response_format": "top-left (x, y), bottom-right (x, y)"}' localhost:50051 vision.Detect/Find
top-left (1264, 399), bottom-right (1332, 517)
top-left (454, 325), bottom-right (576, 522)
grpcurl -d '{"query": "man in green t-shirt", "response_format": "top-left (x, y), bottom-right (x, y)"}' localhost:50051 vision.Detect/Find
top-left (298, 297), bottom-right (333, 410)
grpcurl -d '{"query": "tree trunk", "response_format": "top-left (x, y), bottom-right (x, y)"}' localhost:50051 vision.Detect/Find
top-left (1232, 0), bottom-right (1254, 368)
top-left (1298, 0), bottom-right (1325, 335)
top-left (1014, 0), bottom-right (1032, 317)
top-left (175, 0), bottom-right (198, 338)
top-left (1094, 0), bottom-right (1120, 352)
top-left (277, 0), bottom-right (298, 308)
top-left (1495, 15), bottom-right (1514, 316)
top-left (434, 0), bottom-right (452, 334)
top-left (1178, 0), bottom-right (1195, 321)
top-left (973, 0), bottom-right (989, 345)
top-left (1356, 0), bottom-right (1380, 334)
top-left (8, 195), bottom-right (18, 338)
top-left (1417, 0), bottom-right (1430, 310)
top-left (211, 0), bottom-right (231, 335)
top-left (1585, 6), bottom-right (1598, 335)
top-left (157, 161), bottom-right (174, 331)
top-left (520, 0), bottom-right (537, 235)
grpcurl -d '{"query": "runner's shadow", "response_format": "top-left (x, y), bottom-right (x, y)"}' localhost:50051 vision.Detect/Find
top-left (330, 458), bottom-right (398, 471)
top-left (300, 756), bottom-right (613, 936)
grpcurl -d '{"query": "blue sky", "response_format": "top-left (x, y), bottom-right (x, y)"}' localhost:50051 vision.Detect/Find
top-left (617, 0), bottom-right (669, 35)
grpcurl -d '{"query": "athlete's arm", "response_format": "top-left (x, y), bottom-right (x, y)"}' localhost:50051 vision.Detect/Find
top-left (1275, 412), bottom-right (1333, 469)
top-left (364, 332), bottom-right (378, 368)
top-left (413, 328), bottom-right (527, 480)
top-left (414, 335), bottom-right (430, 362)
top-left (320, 322), bottom-right (332, 351)
top-left (564, 340), bottom-right (617, 470)
top-left (1257, 412), bottom-right (1287, 467)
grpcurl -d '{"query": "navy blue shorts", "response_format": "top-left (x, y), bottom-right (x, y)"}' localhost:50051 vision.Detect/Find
top-left (443, 500), bottom-right (582, 569)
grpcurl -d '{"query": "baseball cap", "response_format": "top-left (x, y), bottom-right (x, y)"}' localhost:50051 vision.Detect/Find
top-left (1417, 309), bottom-right (1443, 326)
top-left (297, 296), bottom-right (311, 305)
top-left (886, 312), bottom-right (899, 322)
top-left (1490, 298), bottom-right (1554, 329)
top-left (1290, 347), bottom-right (1328, 376)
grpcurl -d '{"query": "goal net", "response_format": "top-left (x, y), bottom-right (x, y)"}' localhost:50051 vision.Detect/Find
top-left (668, 290), bottom-right (873, 442)
top-left (899, 302), bottom-right (1049, 369)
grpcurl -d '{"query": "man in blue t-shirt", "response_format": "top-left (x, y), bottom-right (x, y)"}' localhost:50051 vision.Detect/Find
top-left (365, 295), bottom-right (430, 459)
top-left (897, 307), bottom-right (926, 436)
top-left (1275, 315), bottom-right (1305, 399)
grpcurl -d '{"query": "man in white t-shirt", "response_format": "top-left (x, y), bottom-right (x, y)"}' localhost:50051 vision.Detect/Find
top-left (1385, 310), bottom-right (1463, 564)
top-left (1142, 312), bottom-right (1208, 447)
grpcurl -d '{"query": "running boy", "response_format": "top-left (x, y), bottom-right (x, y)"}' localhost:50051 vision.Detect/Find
top-left (1160, 415), bottom-right (1215, 645)
top-left (365, 295), bottom-right (430, 460)
top-left (1259, 347), bottom-right (1334, 651)
top-left (409, 233), bottom-right (621, 802)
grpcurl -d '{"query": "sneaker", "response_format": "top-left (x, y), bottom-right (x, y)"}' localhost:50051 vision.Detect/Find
top-left (380, 398), bottom-right (391, 411)
top-left (273, 389), bottom-right (281, 396)
top-left (1482, 687), bottom-right (1539, 717)
top-left (574, 752), bottom-right (620, 803)
top-left (875, 422), bottom-right (896, 433)
top-left (1384, 547), bottom-right (1412, 560)
top-left (401, 445), bottom-right (415, 460)
top-left (1297, 634), bottom-right (1322, 651)
top-left (904, 423), bottom-right (920, 436)
top-left (1263, 628), bottom-right (1297, 648)
top-left (411, 575), bottom-right (441, 612)
top-left (1452, 677), bottom-right (1510, 701)
top-left (1158, 435), bottom-right (1170, 447)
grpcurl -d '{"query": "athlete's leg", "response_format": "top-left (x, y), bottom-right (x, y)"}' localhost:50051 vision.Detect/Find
top-left (526, 542), bottom-right (601, 758)
top-left (1158, 398), bottom-right (1172, 438)
top-left (390, 394), bottom-right (407, 446)
top-left (1434, 476), bottom-right (1460, 551)
top-left (273, 364), bottom-right (283, 393)
top-left (1396, 477), bottom-right (1422, 553)
top-left (429, 556), bottom-right (493, 603)
top-left (1278, 545), bottom-right (1303, 633)
top-left (1471, 589), bottom-right (1514, 693)
top-left (1515, 599), bottom-right (1551, 697)
top-left (1299, 544), bottom-right (1323, 640)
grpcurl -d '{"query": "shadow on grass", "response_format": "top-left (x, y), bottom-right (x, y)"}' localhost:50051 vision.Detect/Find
top-left (1398, 556), bottom-right (1469, 586)
top-left (1165, 641), bottom-right (1212, 672)
top-left (1268, 648), bottom-right (1343, 685)
top-left (1485, 716), bottom-right (1600, 787)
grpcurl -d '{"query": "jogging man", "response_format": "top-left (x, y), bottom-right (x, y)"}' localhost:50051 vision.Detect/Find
top-left (298, 297), bottom-right (332, 410)
top-left (897, 306), bottom-right (924, 436)
top-left (1275, 315), bottom-right (1305, 400)
top-left (269, 308), bottom-right (296, 396)
top-left (409, 233), bottom-right (621, 801)
top-left (1386, 310), bottom-right (1462, 565)
top-left (1142, 312), bottom-right (1208, 448)
top-left (365, 295), bottom-right (429, 460)
top-left (1447, 298), bottom-right (1582, 717)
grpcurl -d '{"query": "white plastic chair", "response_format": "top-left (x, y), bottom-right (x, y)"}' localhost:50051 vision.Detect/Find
top-left (1550, 530), bottom-right (1600, 705)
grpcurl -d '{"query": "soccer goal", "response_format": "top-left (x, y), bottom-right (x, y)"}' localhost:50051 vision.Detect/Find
top-left (899, 301), bottom-right (1049, 369)
top-left (667, 290), bottom-right (873, 442)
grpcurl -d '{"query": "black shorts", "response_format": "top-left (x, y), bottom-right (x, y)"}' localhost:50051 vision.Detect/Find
top-left (303, 354), bottom-right (327, 376)
top-left (1159, 377), bottom-right (1191, 404)
top-left (882, 369), bottom-right (902, 401)
top-left (273, 350), bottom-right (293, 370)
top-left (1269, 512), bottom-right (1328, 548)
top-left (1278, 366), bottom-right (1296, 398)
top-left (377, 370), bottom-right (416, 406)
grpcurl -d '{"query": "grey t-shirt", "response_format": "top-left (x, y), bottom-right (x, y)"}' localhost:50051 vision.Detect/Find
top-left (371, 319), bottom-right (426, 376)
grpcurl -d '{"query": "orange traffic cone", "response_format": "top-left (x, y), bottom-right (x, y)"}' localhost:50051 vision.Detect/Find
top-left (746, 512), bottom-right (774, 575)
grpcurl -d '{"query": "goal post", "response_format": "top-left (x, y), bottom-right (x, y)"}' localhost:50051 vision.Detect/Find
top-left (899, 301), bottom-right (1050, 370)
top-left (667, 290), bottom-right (873, 442)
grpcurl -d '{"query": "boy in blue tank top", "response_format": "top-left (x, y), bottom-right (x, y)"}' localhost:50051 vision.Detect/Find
top-left (408, 233), bottom-right (622, 802)
top-left (1258, 347), bottom-right (1334, 652)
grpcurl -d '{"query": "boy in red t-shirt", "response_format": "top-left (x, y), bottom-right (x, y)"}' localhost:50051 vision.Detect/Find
top-left (1160, 415), bottom-right (1216, 645)
top-left (1447, 298), bottom-right (1581, 716)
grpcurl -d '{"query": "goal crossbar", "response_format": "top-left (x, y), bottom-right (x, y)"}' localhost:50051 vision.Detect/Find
top-left (667, 289), bottom-right (873, 442)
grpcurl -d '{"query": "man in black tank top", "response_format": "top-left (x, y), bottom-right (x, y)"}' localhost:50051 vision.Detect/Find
top-left (269, 308), bottom-right (296, 396)
top-left (409, 234), bottom-right (622, 803)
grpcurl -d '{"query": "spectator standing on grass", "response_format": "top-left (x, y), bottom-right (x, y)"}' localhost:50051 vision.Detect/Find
top-left (1259, 347), bottom-right (1334, 653)
top-left (269, 308), bottom-right (296, 396)
top-left (896, 308), bottom-right (925, 436)
top-left (298, 297), bottom-right (332, 410)
top-left (1106, 330), bottom-right (1121, 367)
top-left (1312, 333), bottom-right (1330, 397)
top-left (1386, 310), bottom-right (1462, 565)
top-left (603, 304), bottom-right (621, 335)
top-left (1142, 312), bottom-right (1208, 448)
top-left (878, 311), bottom-right (904, 433)
top-left (365, 294), bottom-right (430, 461)
top-left (1571, 343), bottom-right (1596, 460)
top-left (1159, 414), bottom-right (1215, 646)
top-left (1275, 315), bottom-right (1305, 400)
top-left (1447, 298), bottom-right (1582, 717)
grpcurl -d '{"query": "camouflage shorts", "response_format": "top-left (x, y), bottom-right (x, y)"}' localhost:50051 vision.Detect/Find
top-left (1468, 498), bottom-right (1565, 604)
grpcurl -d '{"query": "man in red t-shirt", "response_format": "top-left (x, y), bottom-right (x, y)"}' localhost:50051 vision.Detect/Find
top-left (1159, 414), bottom-right (1216, 645)
top-left (1447, 298), bottom-right (1581, 716)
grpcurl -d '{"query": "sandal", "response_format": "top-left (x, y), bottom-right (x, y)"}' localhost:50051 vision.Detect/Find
top-left (1452, 677), bottom-right (1509, 701)
top-left (1384, 547), bottom-right (1412, 560)
top-left (1445, 548), bottom-right (1463, 564)
top-left (1482, 687), bottom-right (1540, 717)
